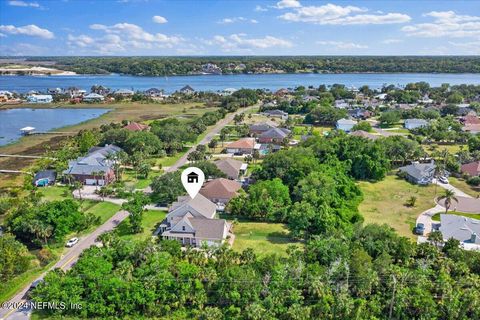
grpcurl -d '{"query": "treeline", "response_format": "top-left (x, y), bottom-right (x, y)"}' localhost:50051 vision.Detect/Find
top-left (26, 56), bottom-right (480, 75)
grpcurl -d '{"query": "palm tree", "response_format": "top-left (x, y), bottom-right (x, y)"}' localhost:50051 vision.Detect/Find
top-left (438, 189), bottom-right (458, 214)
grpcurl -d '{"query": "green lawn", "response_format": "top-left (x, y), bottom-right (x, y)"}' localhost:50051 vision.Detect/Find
top-left (358, 174), bottom-right (438, 239)
top-left (39, 185), bottom-right (71, 201)
top-left (122, 169), bottom-right (162, 189)
top-left (449, 177), bottom-right (480, 197)
top-left (231, 221), bottom-right (300, 256)
top-left (156, 149), bottom-right (189, 167)
top-left (432, 211), bottom-right (480, 221)
top-left (117, 210), bottom-right (166, 241)
top-left (424, 144), bottom-right (466, 156)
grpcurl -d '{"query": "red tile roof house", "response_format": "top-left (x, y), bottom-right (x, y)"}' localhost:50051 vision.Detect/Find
top-left (461, 115), bottom-right (480, 134)
top-left (461, 161), bottom-right (480, 177)
top-left (200, 178), bottom-right (242, 205)
top-left (123, 121), bottom-right (150, 132)
top-left (225, 138), bottom-right (257, 155)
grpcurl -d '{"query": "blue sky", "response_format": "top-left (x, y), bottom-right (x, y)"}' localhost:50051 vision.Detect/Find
top-left (0, 0), bottom-right (479, 56)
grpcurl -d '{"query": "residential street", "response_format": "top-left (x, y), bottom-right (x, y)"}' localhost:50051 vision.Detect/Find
top-left (1, 105), bottom-right (257, 320)
top-left (0, 211), bottom-right (128, 320)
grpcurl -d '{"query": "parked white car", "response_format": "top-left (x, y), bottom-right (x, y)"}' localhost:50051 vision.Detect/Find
top-left (66, 237), bottom-right (79, 247)
top-left (438, 176), bottom-right (449, 184)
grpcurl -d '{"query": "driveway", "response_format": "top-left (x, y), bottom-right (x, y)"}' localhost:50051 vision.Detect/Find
top-left (0, 211), bottom-right (129, 320)
top-left (433, 179), bottom-right (472, 198)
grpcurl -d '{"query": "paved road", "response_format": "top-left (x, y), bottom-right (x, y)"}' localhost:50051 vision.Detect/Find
top-left (0, 211), bottom-right (128, 320)
top-left (415, 180), bottom-right (476, 237)
top-left (165, 104), bottom-right (257, 174)
top-left (1, 105), bottom-right (257, 320)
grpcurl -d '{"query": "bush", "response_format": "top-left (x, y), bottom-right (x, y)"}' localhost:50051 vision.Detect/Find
top-left (37, 248), bottom-right (56, 266)
top-left (467, 176), bottom-right (480, 186)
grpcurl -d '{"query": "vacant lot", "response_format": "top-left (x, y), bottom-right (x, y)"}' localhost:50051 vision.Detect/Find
top-left (359, 174), bottom-right (438, 239)
top-left (231, 221), bottom-right (300, 256)
top-left (117, 210), bottom-right (166, 241)
top-left (449, 177), bottom-right (480, 197)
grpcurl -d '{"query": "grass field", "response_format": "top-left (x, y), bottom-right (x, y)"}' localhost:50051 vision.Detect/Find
top-left (449, 177), bottom-right (480, 197)
top-left (358, 174), bottom-right (438, 239)
top-left (424, 144), bottom-right (466, 156)
top-left (117, 210), bottom-right (166, 241)
top-left (432, 211), bottom-right (480, 221)
top-left (231, 221), bottom-right (300, 256)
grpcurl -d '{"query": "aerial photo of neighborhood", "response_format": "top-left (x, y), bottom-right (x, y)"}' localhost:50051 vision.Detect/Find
top-left (1, 0), bottom-right (480, 319)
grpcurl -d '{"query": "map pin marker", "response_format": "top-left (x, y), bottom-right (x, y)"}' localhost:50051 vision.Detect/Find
top-left (181, 167), bottom-right (205, 199)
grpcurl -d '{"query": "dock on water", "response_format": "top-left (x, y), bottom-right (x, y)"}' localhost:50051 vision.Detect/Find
top-left (19, 127), bottom-right (75, 136)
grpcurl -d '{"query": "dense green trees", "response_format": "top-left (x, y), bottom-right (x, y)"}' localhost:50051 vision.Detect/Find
top-left (6, 199), bottom-right (98, 246)
top-left (150, 171), bottom-right (185, 205)
top-left (304, 105), bottom-right (347, 125)
top-left (228, 178), bottom-right (291, 221)
top-left (0, 234), bottom-right (31, 281)
top-left (47, 56), bottom-right (480, 75)
top-left (30, 224), bottom-right (480, 319)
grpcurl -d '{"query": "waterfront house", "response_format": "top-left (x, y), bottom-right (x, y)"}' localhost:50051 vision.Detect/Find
top-left (405, 118), bottom-right (429, 130)
top-left (123, 121), bottom-right (150, 132)
top-left (47, 88), bottom-right (63, 95)
top-left (336, 118), bottom-right (357, 132)
top-left (158, 194), bottom-right (231, 247)
top-left (214, 158), bottom-right (247, 180)
top-left (461, 161), bottom-right (480, 177)
top-left (398, 161), bottom-right (436, 185)
top-left (63, 144), bottom-right (122, 186)
top-left (262, 109), bottom-right (288, 120)
top-left (199, 178), bottom-right (242, 205)
top-left (83, 93), bottom-right (104, 102)
top-left (33, 170), bottom-right (57, 187)
top-left (145, 88), bottom-right (164, 97)
top-left (27, 94), bottom-right (53, 104)
top-left (226, 138), bottom-right (257, 155)
top-left (258, 127), bottom-right (291, 144)
top-left (115, 89), bottom-right (134, 97)
top-left (180, 85), bottom-right (195, 94)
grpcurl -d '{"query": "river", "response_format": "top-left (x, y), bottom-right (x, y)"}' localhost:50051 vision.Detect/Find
top-left (1, 73), bottom-right (480, 94)
top-left (0, 108), bottom-right (110, 146)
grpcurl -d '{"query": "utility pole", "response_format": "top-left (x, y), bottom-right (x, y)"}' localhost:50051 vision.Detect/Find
top-left (388, 275), bottom-right (397, 320)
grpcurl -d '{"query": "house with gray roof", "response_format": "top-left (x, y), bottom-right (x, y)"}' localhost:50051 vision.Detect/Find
top-left (404, 118), bottom-right (429, 130)
top-left (158, 194), bottom-right (231, 247)
top-left (214, 158), bottom-right (247, 180)
top-left (63, 144), bottom-right (122, 186)
top-left (258, 127), bottom-right (291, 144)
top-left (439, 214), bottom-right (480, 251)
top-left (262, 109), bottom-right (288, 120)
top-left (249, 122), bottom-right (274, 136)
top-left (336, 118), bottom-right (357, 132)
top-left (398, 161), bottom-right (436, 185)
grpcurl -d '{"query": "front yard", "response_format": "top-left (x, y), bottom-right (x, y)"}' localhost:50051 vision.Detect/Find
top-left (117, 209), bottom-right (167, 241)
top-left (359, 174), bottom-right (438, 239)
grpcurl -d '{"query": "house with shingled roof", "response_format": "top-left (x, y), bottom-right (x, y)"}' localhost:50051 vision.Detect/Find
top-left (461, 161), bottom-right (480, 177)
top-left (200, 178), bottom-right (242, 205)
top-left (226, 138), bottom-right (257, 155)
top-left (157, 194), bottom-right (231, 247)
top-left (214, 158), bottom-right (247, 180)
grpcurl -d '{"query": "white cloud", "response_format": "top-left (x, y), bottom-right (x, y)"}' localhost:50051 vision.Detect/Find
top-left (152, 15), bottom-right (168, 24)
top-left (217, 17), bottom-right (258, 24)
top-left (0, 24), bottom-right (54, 39)
top-left (449, 41), bottom-right (480, 54)
top-left (276, 0), bottom-right (301, 9)
top-left (382, 39), bottom-right (403, 44)
top-left (317, 40), bottom-right (368, 49)
top-left (8, 1), bottom-right (40, 8)
top-left (204, 34), bottom-right (293, 52)
top-left (279, 3), bottom-right (410, 25)
top-left (255, 5), bottom-right (268, 12)
top-left (68, 22), bottom-right (183, 54)
top-left (402, 11), bottom-right (480, 38)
